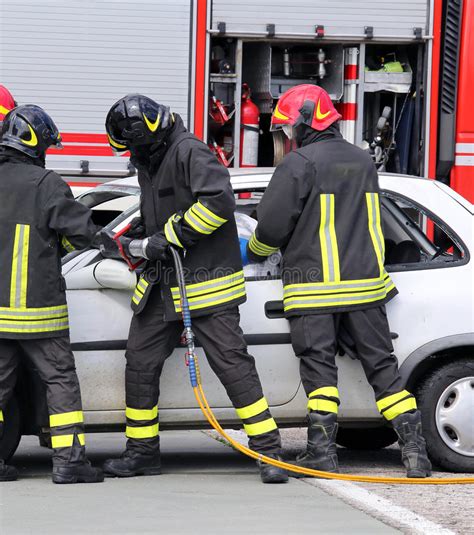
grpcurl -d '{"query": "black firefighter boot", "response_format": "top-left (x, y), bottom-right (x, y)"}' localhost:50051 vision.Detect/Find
top-left (391, 410), bottom-right (432, 478)
top-left (292, 412), bottom-right (339, 476)
top-left (0, 423), bottom-right (18, 481)
top-left (258, 453), bottom-right (289, 484)
top-left (103, 443), bottom-right (161, 478)
top-left (52, 435), bottom-right (104, 484)
top-left (0, 459), bottom-right (18, 482)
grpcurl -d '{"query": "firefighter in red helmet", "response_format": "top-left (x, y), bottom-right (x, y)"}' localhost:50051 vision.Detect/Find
top-left (0, 85), bottom-right (16, 123)
top-left (246, 84), bottom-right (431, 478)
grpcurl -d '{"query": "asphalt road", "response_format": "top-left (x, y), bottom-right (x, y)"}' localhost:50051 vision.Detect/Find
top-left (228, 428), bottom-right (474, 535)
top-left (1, 431), bottom-right (399, 535)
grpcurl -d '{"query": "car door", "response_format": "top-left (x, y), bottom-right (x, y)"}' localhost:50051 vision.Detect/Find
top-left (335, 179), bottom-right (472, 418)
top-left (66, 189), bottom-right (301, 418)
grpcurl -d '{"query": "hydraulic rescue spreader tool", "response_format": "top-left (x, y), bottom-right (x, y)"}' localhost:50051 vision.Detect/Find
top-left (117, 237), bottom-right (473, 485)
top-left (113, 224), bottom-right (144, 270)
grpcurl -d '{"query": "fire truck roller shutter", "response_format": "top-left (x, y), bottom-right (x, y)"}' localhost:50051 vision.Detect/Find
top-left (0, 0), bottom-right (193, 171)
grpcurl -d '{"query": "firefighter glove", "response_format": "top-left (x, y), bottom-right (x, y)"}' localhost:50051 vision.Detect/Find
top-left (125, 217), bottom-right (146, 239)
top-left (145, 231), bottom-right (170, 261)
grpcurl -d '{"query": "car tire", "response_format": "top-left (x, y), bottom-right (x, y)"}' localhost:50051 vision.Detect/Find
top-left (0, 395), bottom-right (22, 461)
top-left (416, 358), bottom-right (474, 473)
top-left (336, 426), bottom-right (397, 450)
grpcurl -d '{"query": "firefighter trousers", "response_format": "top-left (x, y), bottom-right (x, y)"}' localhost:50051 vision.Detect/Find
top-left (124, 287), bottom-right (282, 456)
top-left (289, 306), bottom-right (418, 421)
top-left (0, 336), bottom-right (86, 464)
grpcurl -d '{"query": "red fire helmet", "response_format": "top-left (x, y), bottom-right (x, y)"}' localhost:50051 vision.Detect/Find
top-left (0, 85), bottom-right (16, 121)
top-left (271, 84), bottom-right (341, 132)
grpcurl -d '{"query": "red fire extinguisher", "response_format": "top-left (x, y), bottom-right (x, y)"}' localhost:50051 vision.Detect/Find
top-left (240, 83), bottom-right (260, 167)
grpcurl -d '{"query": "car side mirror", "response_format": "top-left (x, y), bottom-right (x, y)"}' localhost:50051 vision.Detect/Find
top-left (94, 259), bottom-right (137, 290)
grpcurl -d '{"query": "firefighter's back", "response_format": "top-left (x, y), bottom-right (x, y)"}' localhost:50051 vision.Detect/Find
top-left (0, 151), bottom-right (68, 336)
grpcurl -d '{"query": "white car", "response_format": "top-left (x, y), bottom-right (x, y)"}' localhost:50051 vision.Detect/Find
top-left (1, 170), bottom-right (473, 473)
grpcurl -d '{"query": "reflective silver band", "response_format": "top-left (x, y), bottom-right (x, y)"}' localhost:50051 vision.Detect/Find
top-left (129, 238), bottom-right (150, 260)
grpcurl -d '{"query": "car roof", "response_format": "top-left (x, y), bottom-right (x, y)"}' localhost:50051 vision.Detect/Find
top-left (98, 170), bottom-right (473, 213)
top-left (102, 169), bottom-right (426, 190)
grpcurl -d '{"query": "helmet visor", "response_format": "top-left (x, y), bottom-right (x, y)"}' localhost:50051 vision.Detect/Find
top-left (269, 121), bottom-right (294, 139)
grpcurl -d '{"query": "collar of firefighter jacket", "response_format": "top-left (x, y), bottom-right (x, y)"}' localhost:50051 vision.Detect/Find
top-left (297, 123), bottom-right (343, 148)
top-left (0, 146), bottom-right (45, 168)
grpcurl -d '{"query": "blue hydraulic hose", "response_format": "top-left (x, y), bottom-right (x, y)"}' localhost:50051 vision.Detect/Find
top-left (170, 247), bottom-right (198, 387)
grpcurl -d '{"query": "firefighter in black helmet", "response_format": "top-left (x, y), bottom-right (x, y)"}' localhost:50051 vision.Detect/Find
top-left (246, 85), bottom-right (431, 478)
top-left (100, 94), bottom-right (288, 484)
top-left (0, 105), bottom-right (103, 484)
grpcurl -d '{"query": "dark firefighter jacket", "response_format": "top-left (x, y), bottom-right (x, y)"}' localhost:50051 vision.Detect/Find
top-left (248, 127), bottom-right (398, 317)
top-left (132, 115), bottom-right (244, 321)
top-left (0, 148), bottom-right (97, 339)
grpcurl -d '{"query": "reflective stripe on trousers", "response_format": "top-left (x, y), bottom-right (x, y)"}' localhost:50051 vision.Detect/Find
top-left (307, 386), bottom-right (340, 413)
top-left (49, 410), bottom-right (86, 449)
top-left (235, 397), bottom-right (278, 437)
top-left (126, 405), bottom-right (160, 439)
top-left (377, 390), bottom-right (417, 420)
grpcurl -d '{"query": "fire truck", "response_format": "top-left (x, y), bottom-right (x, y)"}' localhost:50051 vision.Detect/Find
top-left (0, 0), bottom-right (472, 201)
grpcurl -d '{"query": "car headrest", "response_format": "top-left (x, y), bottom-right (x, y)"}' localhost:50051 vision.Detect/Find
top-left (387, 240), bottom-right (421, 265)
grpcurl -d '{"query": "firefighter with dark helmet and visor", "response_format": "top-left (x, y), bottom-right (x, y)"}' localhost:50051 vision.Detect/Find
top-left (245, 84), bottom-right (432, 478)
top-left (100, 94), bottom-right (288, 484)
top-left (0, 105), bottom-right (103, 483)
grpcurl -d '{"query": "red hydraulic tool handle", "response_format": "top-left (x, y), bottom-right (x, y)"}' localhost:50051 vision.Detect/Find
top-left (113, 224), bottom-right (145, 271)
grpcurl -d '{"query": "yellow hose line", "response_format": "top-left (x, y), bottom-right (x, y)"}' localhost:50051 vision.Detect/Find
top-left (194, 385), bottom-right (474, 485)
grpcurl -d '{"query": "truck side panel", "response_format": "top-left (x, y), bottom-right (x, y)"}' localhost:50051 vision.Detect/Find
top-left (451, 0), bottom-right (474, 203)
top-left (211, 0), bottom-right (429, 38)
top-left (0, 0), bottom-right (193, 175)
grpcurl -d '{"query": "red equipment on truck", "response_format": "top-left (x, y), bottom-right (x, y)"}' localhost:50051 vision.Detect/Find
top-left (240, 83), bottom-right (260, 168)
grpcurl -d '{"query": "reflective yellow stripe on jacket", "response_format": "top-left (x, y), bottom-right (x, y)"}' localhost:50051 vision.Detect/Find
top-left (171, 271), bottom-right (246, 313)
top-left (319, 194), bottom-right (340, 282)
top-left (164, 214), bottom-right (184, 248)
top-left (184, 201), bottom-right (227, 235)
top-left (248, 233), bottom-right (279, 257)
top-left (283, 273), bottom-right (394, 312)
top-left (132, 277), bottom-right (149, 306)
top-left (0, 305), bottom-right (69, 333)
top-left (4, 224), bottom-right (69, 334)
top-left (10, 224), bottom-right (30, 309)
top-left (61, 236), bottom-right (75, 253)
top-left (366, 192), bottom-right (385, 277)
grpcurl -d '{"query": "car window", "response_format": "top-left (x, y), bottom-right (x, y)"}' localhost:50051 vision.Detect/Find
top-left (234, 188), bottom-right (468, 280)
top-left (381, 192), bottom-right (467, 271)
top-left (77, 189), bottom-right (140, 228)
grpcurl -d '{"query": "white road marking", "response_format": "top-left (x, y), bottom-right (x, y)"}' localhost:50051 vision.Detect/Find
top-left (304, 479), bottom-right (455, 535)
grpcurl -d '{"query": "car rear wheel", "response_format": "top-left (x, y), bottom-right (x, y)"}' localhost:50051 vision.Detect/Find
top-left (0, 395), bottom-right (22, 461)
top-left (416, 358), bottom-right (474, 473)
top-left (336, 426), bottom-right (397, 450)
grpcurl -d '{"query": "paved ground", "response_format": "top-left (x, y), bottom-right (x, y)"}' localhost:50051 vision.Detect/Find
top-left (221, 428), bottom-right (474, 535)
top-left (1, 431), bottom-right (399, 535)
